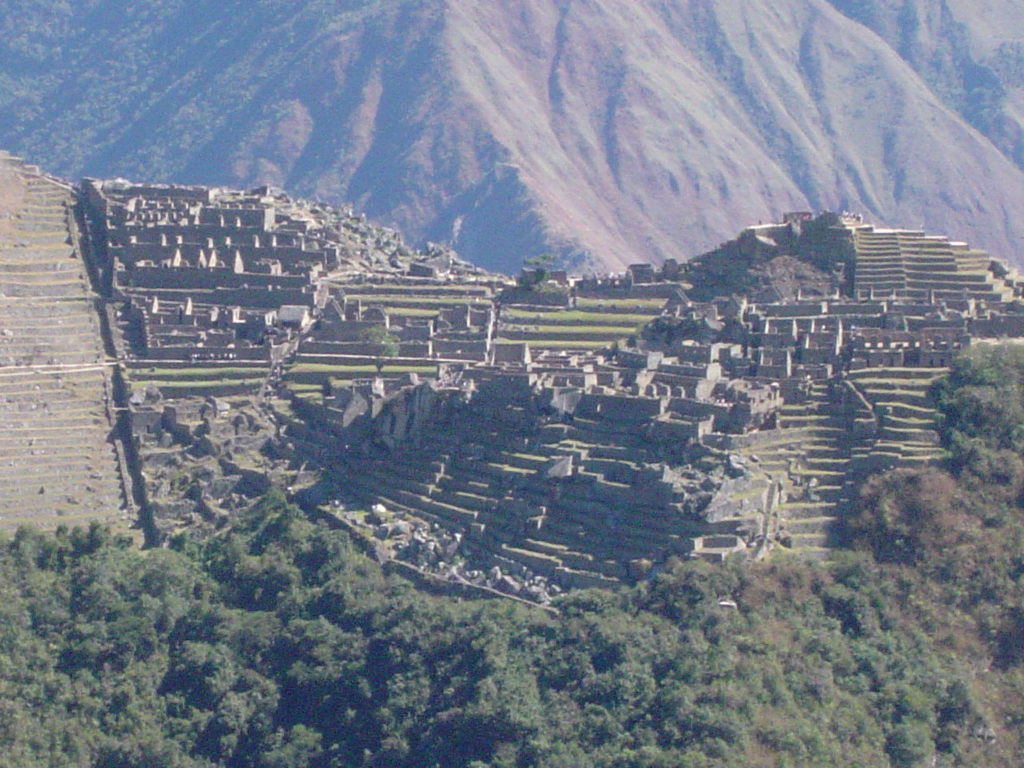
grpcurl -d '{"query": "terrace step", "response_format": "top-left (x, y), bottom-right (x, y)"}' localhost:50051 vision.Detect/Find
top-left (0, 167), bottom-right (126, 529)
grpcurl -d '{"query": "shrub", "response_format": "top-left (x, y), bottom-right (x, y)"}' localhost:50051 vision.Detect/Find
top-left (845, 468), bottom-right (964, 564)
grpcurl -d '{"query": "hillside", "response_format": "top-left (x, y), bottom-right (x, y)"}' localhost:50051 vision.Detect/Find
top-left (3, 0), bottom-right (1024, 272)
top-left (73, 168), bottom-right (1024, 587)
top-left (0, 488), bottom-right (1023, 768)
top-left (7, 316), bottom-right (1024, 767)
top-left (6, 158), bottom-right (1024, 765)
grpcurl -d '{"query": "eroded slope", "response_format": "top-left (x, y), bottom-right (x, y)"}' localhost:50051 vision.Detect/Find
top-left (3, 0), bottom-right (1024, 271)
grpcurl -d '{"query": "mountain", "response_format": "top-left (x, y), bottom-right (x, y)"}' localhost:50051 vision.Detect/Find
top-left (3, 0), bottom-right (1024, 272)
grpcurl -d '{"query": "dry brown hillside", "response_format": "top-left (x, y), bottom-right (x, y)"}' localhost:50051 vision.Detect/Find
top-left (2, 0), bottom-right (1024, 271)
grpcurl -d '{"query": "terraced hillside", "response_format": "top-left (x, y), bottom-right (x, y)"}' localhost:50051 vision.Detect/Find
top-left (67, 178), bottom-right (1024, 597)
top-left (851, 226), bottom-right (1016, 301)
top-left (751, 367), bottom-right (948, 559)
top-left (495, 297), bottom-right (666, 350)
top-left (277, 369), bottom-right (743, 591)
top-left (0, 152), bottom-right (126, 529)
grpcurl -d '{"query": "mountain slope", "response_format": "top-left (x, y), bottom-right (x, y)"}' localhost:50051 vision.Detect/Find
top-left (3, 0), bottom-right (1024, 271)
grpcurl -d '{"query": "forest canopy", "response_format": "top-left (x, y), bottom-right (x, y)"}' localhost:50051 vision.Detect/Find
top-left (0, 490), bottom-right (1015, 768)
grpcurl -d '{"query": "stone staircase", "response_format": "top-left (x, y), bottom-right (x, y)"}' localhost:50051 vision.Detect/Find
top-left (764, 381), bottom-right (870, 558)
top-left (751, 366), bottom-right (948, 560)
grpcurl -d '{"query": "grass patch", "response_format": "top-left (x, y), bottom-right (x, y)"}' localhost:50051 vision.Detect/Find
top-left (575, 297), bottom-right (667, 310)
top-left (125, 366), bottom-right (268, 381)
top-left (384, 306), bottom-right (443, 317)
top-left (502, 309), bottom-right (659, 324)
top-left (326, 293), bottom-right (486, 307)
top-left (494, 338), bottom-right (615, 349)
top-left (503, 323), bottom-right (637, 335)
top-left (134, 378), bottom-right (263, 390)
top-left (283, 382), bottom-right (323, 392)
top-left (337, 282), bottom-right (493, 294)
top-left (287, 363), bottom-right (436, 375)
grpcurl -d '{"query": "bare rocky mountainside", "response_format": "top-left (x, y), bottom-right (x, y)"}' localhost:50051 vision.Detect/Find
top-left (3, 0), bottom-right (1024, 272)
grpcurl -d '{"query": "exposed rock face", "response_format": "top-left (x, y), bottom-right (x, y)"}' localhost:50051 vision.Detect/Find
top-left (371, 381), bottom-right (441, 451)
top-left (3, 0), bottom-right (1024, 271)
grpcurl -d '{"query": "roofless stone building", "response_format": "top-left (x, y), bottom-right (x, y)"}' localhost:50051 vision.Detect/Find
top-left (6, 158), bottom-right (1024, 600)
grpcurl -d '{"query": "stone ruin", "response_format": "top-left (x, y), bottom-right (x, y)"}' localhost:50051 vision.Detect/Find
top-left (248, 211), bottom-right (1024, 599)
top-left (30, 173), bottom-right (1024, 601)
top-left (0, 153), bottom-right (128, 531)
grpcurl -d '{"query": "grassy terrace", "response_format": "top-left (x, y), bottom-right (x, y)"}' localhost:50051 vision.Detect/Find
top-left (130, 379), bottom-right (265, 391)
top-left (337, 284), bottom-right (494, 296)
top-left (847, 372), bottom-right (947, 385)
top-left (503, 323), bottom-right (639, 335)
top-left (496, 326), bottom-right (635, 345)
top-left (574, 297), bottom-right (668, 310)
top-left (849, 378), bottom-right (944, 389)
top-left (287, 362), bottom-right (436, 374)
top-left (493, 338), bottom-right (614, 349)
top-left (126, 365), bottom-right (269, 381)
top-left (282, 382), bottom-right (323, 393)
top-left (382, 306), bottom-right (444, 317)
top-left (124, 364), bottom-right (269, 394)
top-left (283, 361), bottom-right (437, 387)
top-left (502, 309), bottom-right (658, 325)
top-left (328, 293), bottom-right (489, 307)
top-left (497, 303), bottom-right (662, 348)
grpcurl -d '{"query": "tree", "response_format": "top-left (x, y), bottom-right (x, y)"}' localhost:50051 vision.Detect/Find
top-left (523, 252), bottom-right (558, 271)
top-left (359, 326), bottom-right (400, 374)
top-left (518, 252), bottom-right (560, 289)
top-left (844, 468), bottom-right (964, 564)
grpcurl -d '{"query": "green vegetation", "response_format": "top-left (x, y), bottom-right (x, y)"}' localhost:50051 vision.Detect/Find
top-left (933, 344), bottom-right (1024, 484)
top-left (127, 366), bottom-right (270, 380)
top-left (10, 348), bottom-right (1024, 766)
top-left (0, 480), bottom-right (1023, 766)
top-left (504, 323), bottom-right (637, 335)
top-left (124, 366), bottom-right (269, 394)
top-left (517, 252), bottom-right (561, 289)
top-left (358, 326), bottom-right (400, 373)
top-left (379, 307), bottom-right (443, 318)
top-left (325, 294), bottom-right (485, 307)
top-left (494, 337), bottom-right (613, 349)
top-left (288, 363), bottom-right (434, 376)
top-left (845, 345), bottom-right (1024, 558)
top-left (574, 297), bottom-right (667, 310)
top-left (133, 378), bottom-right (265, 391)
top-left (502, 309), bottom-right (658, 325)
